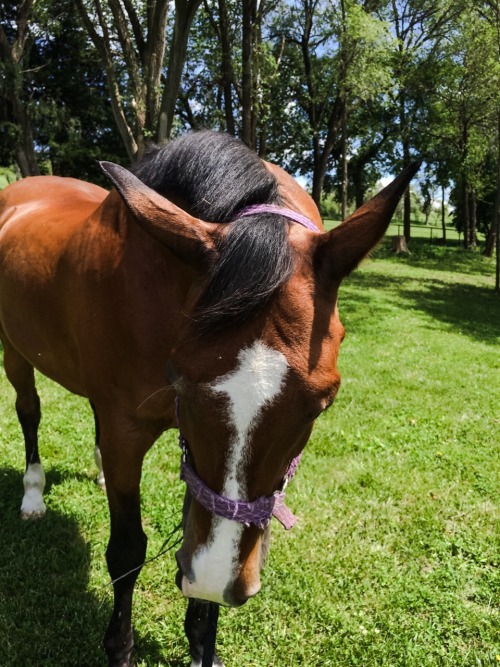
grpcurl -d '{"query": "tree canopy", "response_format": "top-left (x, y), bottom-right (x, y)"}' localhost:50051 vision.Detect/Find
top-left (1, 0), bottom-right (500, 270)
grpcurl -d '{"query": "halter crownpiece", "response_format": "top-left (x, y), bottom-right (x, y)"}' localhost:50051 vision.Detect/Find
top-left (234, 204), bottom-right (320, 233)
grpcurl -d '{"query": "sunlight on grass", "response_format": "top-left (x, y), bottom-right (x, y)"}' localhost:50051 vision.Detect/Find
top-left (0, 239), bottom-right (498, 666)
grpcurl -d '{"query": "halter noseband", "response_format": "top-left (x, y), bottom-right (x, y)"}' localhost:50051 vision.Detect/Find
top-left (178, 427), bottom-right (301, 531)
top-left (176, 207), bottom-right (318, 531)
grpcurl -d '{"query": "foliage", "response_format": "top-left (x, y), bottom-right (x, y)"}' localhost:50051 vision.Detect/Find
top-left (2, 0), bottom-right (500, 271)
top-left (0, 165), bottom-right (18, 189)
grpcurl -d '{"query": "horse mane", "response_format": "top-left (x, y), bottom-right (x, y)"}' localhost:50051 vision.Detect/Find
top-left (132, 131), bottom-right (294, 334)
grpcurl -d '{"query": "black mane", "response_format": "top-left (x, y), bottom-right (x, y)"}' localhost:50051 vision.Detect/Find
top-left (133, 131), bottom-right (295, 334)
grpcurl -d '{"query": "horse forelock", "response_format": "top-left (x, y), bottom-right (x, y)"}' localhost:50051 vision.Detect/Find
top-left (133, 131), bottom-right (295, 335)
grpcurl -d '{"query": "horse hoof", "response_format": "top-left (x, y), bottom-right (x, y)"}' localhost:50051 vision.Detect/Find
top-left (21, 508), bottom-right (46, 520)
top-left (20, 496), bottom-right (47, 520)
top-left (190, 653), bottom-right (225, 667)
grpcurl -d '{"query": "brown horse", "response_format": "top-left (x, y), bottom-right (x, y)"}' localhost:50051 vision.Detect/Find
top-left (0, 131), bottom-right (418, 666)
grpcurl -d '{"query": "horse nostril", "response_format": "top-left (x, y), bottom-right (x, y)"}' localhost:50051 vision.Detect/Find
top-left (175, 568), bottom-right (183, 592)
top-left (224, 579), bottom-right (261, 607)
top-left (223, 591), bottom-right (249, 607)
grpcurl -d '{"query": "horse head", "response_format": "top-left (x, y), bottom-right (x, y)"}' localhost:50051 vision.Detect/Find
top-left (102, 158), bottom-right (419, 608)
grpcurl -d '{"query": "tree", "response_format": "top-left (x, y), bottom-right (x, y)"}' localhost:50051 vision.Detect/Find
top-left (31, 1), bottom-right (128, 182)
top-left (0, 0), bottom-right (39, 175)
top-left (429, 5), bottom-right (500, 249)
top-left (476, 0), bottom-right (500, 290)
top-left (75, 0), bottom-right (203, 160)
top-left (378, 0), bottom-right (462, 242)
top-left (157, 0), bottom-right (203, 142)
top-left (268, 0), bottom-right (391, 207)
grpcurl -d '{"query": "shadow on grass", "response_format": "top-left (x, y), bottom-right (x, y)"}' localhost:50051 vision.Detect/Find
top-left (401, 279), bottom-right (500, 344)
top-left (0, 467), bottom-right (180, 667)
top-left (344, 271), bottom-right (499, 344)
top-left (374, 237), bottom-right (495, 277)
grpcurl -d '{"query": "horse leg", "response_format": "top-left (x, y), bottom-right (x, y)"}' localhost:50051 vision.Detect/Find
top-left (90, 401), bottom-right (106, 490)
top-left (184, 599), bottom-right (225, 667)
top-left (98, 416), bottom-right (153, 667)
top-left (2, 341), bottom-right (45, 519)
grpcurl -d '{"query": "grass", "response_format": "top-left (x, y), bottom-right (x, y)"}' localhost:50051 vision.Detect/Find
top-left (324, 217), bottom-right (485, 244)
top-left (0, 239), bottom-right (499, 666)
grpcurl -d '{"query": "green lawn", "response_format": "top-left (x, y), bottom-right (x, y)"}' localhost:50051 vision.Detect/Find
top-left (324, 218), bottom-right (483, 244)
top-left (0, 239), bottom-right (498, 666)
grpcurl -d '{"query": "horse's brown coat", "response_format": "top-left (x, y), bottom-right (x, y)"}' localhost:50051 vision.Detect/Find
top-left (0, 148), bottom-right (418, 666)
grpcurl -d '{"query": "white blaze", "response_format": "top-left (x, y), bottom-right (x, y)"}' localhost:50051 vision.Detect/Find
top-left (183, 341), bottom-right (288, 604)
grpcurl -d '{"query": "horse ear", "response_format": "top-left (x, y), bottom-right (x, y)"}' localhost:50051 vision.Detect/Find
top-left (100, 161), bottom-right (219, 266)
top-left (315, 162), bottom-right (421, 282)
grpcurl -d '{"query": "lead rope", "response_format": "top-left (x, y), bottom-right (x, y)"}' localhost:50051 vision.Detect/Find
top-left (202, 602), bottom-right (220, 667)
top-left (97, 516), bottom-right (183, 593)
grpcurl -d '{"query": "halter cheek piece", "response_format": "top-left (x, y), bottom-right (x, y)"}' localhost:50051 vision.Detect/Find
top-left (176, 206), bottom-right (320, 531)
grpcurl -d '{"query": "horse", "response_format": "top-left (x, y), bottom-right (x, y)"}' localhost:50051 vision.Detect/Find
top-left (0, 131), bottom-right (418, 666)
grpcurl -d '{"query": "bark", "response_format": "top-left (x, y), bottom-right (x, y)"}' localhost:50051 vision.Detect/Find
top-left (350, 132), bottom-right (390, 208)
top-left (462, 179), bottom-right (470, 249)
top-left (241, 0), bottom-right (256, 147)
top-left (217, 0), bottom-right (236, 135)
top-left (484, 227), bottom-right (496, 257)
top-left (401, 130), bottom-right (411, 241)
top-left (485, 117), bottom-right (500, 260)
top-left (303, 0), bottom-right (346, 206)
top-left (392, 235), bottom-right (410, 253)
top-left (340, 103), bottom-right (348, 220)
top-left (0, 0), bottom-right (39, 175)
top-left (157, 0), bottom-right (202, 142)
top-left (76, 0), bottom-right (169, 160)
top-left (307, 102), bottom-right (343, 206)
top-left (75, 0), bottom-right (138, 160)
top-left (468, 189), bottom-right (477, 249)
top-left (441, 185), bottom-right (447, 244)
top-left (492, 115), bottom-right (500, 289)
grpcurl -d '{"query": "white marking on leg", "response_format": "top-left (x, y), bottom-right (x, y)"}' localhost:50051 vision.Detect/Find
top-left (21, 462), bottom-right (47, 519)
top-left (184, 341), bottom-right (288, 603)
top-left (94, 445), bottom-right (106, 490)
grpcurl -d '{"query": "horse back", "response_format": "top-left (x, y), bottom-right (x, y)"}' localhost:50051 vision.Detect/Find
top-left (0, 177), bottom-right (177, 419)
top-left (0, 175), bottom-right (107, 226)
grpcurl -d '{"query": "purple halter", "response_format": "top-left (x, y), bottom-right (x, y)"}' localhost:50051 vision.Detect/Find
top-left (175, 204), bottom-right (317, 530)
top-left (176, 399), bottom-right (302, 530)
top-left (234, 203), bottom-right (320, 233)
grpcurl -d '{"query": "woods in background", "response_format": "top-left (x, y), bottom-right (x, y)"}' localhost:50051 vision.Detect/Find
top-left (1, 0), bottom-right (500, 257)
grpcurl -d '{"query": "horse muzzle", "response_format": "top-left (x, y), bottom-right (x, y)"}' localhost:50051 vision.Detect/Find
top-left (175, 542), bottom-right (262, 607)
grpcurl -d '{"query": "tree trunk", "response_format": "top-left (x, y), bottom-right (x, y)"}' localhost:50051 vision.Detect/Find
top-left (402, 141), bottom-right (412, 241)
top-left (157, 0), bottom-right (202, 142)
top-left (392, 235), bottom-right (410, 253)
top-left (340, 103), bottom-right (348, 220)
top-left (484, 227), bottom-right (496, 257)
top-left (311, 151), bottom-right (326, 206)
top-left (490, 112), bottom-right (500, 290)
top-left (462, 179), bottom-right (470, 249)
top-left (399, 88), bottom-right (411, 242)
top-left (468, 189), bottom-right (477, 248)
top-left (241, 0), bottom-right (255, 147)
top-left (0, 7), bottom-right (39, 176)
top-left (218, 0), bottom-right (236, 135)
top-left (11, 85), bottom-right (39, 176)
top-left (441, 185), bottom-right (447, 243)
